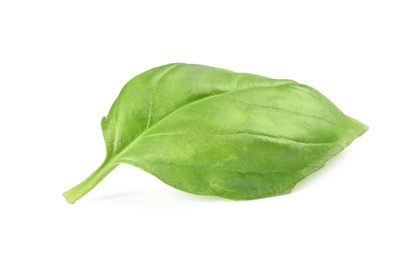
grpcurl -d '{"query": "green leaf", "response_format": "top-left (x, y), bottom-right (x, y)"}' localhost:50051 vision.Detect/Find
top-left (64, 63), bottom-right (367, 203)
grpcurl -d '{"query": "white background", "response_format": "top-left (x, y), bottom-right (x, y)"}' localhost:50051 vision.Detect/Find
top-left (1, 1), bottom-right (415, 259)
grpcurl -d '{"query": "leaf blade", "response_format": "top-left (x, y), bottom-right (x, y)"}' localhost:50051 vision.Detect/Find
top-left (64, 63), bottom-right (367, 202)
top-left (115, 82), bottom-right (367, 199)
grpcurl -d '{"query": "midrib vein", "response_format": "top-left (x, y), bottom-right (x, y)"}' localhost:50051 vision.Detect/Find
top-left (139, 132), bottom-right (336, 146)
top-left (111, 83), bottom-right (299, 162)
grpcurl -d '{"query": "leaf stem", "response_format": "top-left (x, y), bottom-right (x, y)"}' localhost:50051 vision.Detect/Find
top-left (63, 159), bottom-right (118, 204)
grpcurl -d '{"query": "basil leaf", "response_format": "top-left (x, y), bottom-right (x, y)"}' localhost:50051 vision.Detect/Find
top-left (64, 63), bottom-right (367, 203)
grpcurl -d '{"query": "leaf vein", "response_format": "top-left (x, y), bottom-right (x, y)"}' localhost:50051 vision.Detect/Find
top-left (231, 99), bottom-right (341, 128)
top-left (140, 132), bottom-right (336, 146)
top-left (113, 84), bottom-right (301, 161)
top-left (146, 64), bottom-right (179, 129)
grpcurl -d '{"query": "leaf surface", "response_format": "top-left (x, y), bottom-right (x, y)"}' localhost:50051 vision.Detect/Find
top-left (64, 63), bottom-right (367, 203)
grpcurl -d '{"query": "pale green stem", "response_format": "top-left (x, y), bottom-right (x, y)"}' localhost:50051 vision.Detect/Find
top-left (63, 159), bottom-right (119, 204)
